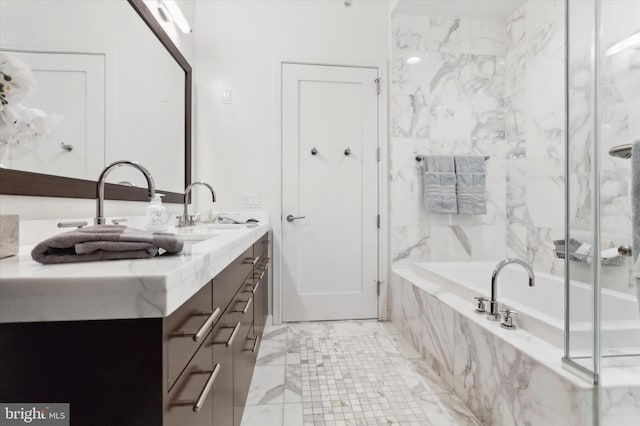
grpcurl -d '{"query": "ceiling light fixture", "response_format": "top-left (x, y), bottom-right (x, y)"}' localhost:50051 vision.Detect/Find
top-left (406, 56), bottom-right (421, 65)
top-left (605, 31), bottom-right (640, 56)
top-left (157, 0), bottom-right (191, 34)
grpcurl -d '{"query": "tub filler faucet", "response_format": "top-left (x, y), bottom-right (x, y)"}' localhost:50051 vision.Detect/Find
top-left (487, 258), bottom-right (535, 322)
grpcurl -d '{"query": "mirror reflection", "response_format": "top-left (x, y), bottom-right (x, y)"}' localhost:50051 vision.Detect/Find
top-left (0, 0), bottom-right (185, 193)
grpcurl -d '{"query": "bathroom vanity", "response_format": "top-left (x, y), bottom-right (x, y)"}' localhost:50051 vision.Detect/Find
top-left (0, 225), bottom-right (270, 426)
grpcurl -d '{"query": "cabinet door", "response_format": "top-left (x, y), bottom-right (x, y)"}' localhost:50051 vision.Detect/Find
top-left (166, 333), bottom-right (215, 426)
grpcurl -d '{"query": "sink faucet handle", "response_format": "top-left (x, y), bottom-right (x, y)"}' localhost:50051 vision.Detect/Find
top-left (473, 296), bottom-right (487, 314)
top-left (499, 308), bottom-right (518, 329)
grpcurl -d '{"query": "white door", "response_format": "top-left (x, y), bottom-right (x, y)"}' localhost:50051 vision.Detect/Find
top-left (282, 63), bottom-right (379, 322)
top-left (4, 50), bottom-right (105, 180)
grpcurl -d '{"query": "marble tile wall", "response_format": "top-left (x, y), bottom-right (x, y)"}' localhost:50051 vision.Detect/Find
top-left (390, 15), bottom-right (508, 267)
top-left (390, 2), bottom-right (576, 276)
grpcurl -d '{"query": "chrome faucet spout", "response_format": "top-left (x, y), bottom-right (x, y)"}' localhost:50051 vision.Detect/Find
top-left (488, 258), bottom-right (535, 321)
top-left (95, 161), bottom-right (156, 225)
top-left (179, 181), bottom-right (216, 227)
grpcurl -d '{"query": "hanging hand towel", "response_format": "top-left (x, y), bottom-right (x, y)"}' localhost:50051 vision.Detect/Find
top-left (423, 155), bottom-right (457, 214)
top-left (454, 155), bottom-right (487, 215)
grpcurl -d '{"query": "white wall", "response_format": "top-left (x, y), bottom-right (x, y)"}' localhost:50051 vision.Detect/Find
top-left (194, 0), bottom-right (389, 213)
top-left (193, 0), bottom-right (390, 322)
top-left (0, 0), bottom-right (195, 221)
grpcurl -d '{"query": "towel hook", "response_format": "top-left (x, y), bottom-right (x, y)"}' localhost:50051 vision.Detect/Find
top-left (344, 147), bottom-right (351, 156)
top-left (311, 147), bottom-right (318, 156)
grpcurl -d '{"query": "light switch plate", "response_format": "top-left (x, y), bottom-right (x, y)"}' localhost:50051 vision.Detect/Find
top-left (242, 194), bottom-right (262, 209)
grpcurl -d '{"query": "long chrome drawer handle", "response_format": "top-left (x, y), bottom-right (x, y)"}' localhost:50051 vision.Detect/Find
top-left (252, 280), bottom-right (260, 295)
top-left (242, 297), bottom-right (253, 315)
top-left (226, 322), bottom-right (241, 347)
top-left (244, 256), bottom-right (260, 265)
top-left (251, 335), bottom-right (260, 353)
top-left (172, 308), bottom-right (221, 342)
top-left (212, 322), bottom-right (242, 348)
top-left (193, 363), bottom-right (221, 412)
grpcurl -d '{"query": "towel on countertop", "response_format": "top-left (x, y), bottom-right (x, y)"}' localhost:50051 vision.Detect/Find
top-left (423, 155), bottom-right (457, 214)
top-left (632, 141), bottom-right (640, 314)
top-left (31, 225), bottom-right (184, 265)
top-left (454, 155), bottom-right (487, 215)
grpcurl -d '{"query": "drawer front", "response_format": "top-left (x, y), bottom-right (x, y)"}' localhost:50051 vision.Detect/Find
top-left (209, 311), bottom-right (236, 426)
top-left (166, 333), bottom-right (214, 426)
top-left (212, 246), bottom-right (255, 315)
top-left (166, 283), bottom-right (214, 389)
top-left (253, 232), bottom-right (270, 262)
top-left (227, 287), bottom-right (256, 426)
top-left (253, 264), bottom-right (269, 339)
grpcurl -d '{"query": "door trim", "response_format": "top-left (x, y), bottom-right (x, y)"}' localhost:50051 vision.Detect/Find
top-left (273, 58), bottom-right (389, 324)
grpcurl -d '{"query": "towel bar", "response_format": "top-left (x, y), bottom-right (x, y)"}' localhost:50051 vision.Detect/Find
top-left (416, 155), bottom-right (490, 162)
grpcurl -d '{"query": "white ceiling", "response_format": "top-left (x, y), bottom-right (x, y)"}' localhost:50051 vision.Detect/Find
top-left (392, 0), bottom-right (526, 21)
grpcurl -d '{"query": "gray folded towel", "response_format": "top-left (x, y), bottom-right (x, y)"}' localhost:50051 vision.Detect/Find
top-left (423, 155), bottom-right (457, 214)
top-left (454, 155), bottom-right (487, 215)
top-left (31, 225), bottom-right (184, 265)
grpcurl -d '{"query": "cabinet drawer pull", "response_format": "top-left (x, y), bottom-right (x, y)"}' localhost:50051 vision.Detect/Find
top-left (254, 268), bottom-right (266, 281)
top-left (226, 322), bottom-right (241, 347)
top-left (259, 240), bottom-right (270, 245)
top-left (193, 363), bottom-right (221, 412)
top-left (244, 256), bottom-right (260, 265)
top-left (252, 280), bottom-right (260, 295)
top-left (172, 308), bottom-right (221, 342)
top-left (233, 297), bottom-right (252, 315)
top-left (251, 334), bottom-right (260, 352)
top-left (213, 322), bottom-right (241, 347)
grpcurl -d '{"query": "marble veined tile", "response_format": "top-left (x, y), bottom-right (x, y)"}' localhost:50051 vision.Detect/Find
top-left (240, 404), bottom-right (283, 426)
top-left (256, 338), bottom-right (286, 366)
top-left (245, 366), bottom-right (285, 406)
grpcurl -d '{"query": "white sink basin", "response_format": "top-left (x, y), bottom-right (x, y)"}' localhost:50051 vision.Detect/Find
top-left (174, 228), bottom-right (221, 241)
top-left (197, 223), bottom-right (258, 230)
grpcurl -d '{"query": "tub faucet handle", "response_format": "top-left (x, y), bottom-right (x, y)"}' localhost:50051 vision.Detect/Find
top-left (499, 308), bottom-right (518, 330)
top-left (473, 296), bottom-right (487, 314)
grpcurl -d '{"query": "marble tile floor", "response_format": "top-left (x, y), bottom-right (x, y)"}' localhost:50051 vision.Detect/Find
top-left (241, 318), bottom-right (482, 426)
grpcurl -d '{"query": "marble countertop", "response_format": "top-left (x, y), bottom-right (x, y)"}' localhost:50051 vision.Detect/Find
top-left (0, 219), bottom-right (270, 323)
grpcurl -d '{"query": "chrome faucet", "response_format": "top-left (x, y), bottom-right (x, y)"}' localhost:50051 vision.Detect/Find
top-left (96, 160), bottom-right (156, 225)
top-left (178, 181), bottom-right (216, 227)
top-left (487, 258), bottom-right (535, 321)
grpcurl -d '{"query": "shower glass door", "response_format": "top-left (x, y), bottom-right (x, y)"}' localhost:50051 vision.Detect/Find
top-left (564, 0), bottom-right (640, 385)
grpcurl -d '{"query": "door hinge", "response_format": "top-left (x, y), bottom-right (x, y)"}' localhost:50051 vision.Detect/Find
top-left (374, 78), bottom-right (381, 95)
top-left (377, 214), bottom-right (380, 229)
top-left (376, 147), bottom-right (381, 162)
top-left (377, 281), bottom-right (382, 296)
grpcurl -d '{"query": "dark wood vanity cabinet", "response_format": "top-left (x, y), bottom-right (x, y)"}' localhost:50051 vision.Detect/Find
top-left (0, 232), bottom-right (270, 426)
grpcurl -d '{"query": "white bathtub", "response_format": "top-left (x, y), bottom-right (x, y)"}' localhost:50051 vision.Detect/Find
top-left (411, 262), bottom-right (640, 352)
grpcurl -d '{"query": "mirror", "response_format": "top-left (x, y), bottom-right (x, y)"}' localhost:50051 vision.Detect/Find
top-left (0, 0), bottom-right (191, 202)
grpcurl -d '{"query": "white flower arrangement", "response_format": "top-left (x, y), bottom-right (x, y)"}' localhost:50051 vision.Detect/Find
top-left (0, 52), bottom-right (62, 163)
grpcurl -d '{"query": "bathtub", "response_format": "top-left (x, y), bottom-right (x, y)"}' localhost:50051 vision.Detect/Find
top-left (391, 262), bottom-right (640, 425)
top-left (411, 261), bottom-right (640, 352)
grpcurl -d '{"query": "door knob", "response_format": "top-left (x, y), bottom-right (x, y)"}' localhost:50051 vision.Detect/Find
top-left (286, 215), bottom-right (306, 222)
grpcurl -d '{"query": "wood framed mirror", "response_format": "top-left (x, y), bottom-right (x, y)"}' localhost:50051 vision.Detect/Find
top-left (0, 0), bottom-right (191, 203)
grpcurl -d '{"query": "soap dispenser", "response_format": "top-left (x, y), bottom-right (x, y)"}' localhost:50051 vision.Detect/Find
top-left (145, 194), bottom-right (169, 232)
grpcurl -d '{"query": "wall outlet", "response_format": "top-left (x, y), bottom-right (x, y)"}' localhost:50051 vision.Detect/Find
top-left (242, 193), bottom-right (262, 209)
